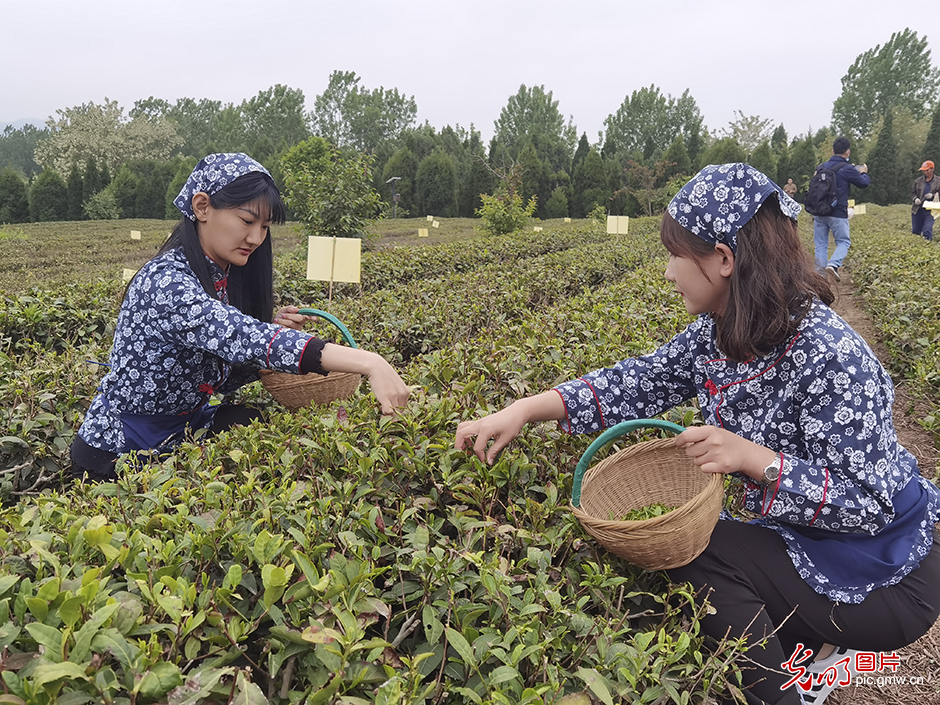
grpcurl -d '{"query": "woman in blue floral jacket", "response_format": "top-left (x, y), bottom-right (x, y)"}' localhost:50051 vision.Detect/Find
top-left (455, 164), bottom-right (940, 705)
top-left (71, 153), bottom-right (408, 482)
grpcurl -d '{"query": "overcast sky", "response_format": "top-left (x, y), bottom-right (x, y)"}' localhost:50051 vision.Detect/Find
top-left (2, 0), bottom-right (934, 143)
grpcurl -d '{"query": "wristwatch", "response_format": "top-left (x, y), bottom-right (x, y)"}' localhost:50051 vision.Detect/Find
top-left (759, 459), bottom-right (781, 486)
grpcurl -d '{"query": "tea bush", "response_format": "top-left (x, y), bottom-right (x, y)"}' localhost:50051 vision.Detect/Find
top-left (1, 208), bottom-right (937, 702)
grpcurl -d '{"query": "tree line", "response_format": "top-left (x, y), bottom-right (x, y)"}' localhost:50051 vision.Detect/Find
top-left (0, 29), bottom-right (938, 225)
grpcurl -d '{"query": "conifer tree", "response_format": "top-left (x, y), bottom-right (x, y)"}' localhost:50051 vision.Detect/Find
top-left (29, 169), bottom-right (69, 221)
top-left (923, 106), bottom-right (940, 165)
top-left (0, 168), bottom-right (30, 223)
top-left (572, 149), bottom-right (609, 217)
top-left (67, 162), bottom-right (84, 220)
top-left (867, 111), bottom-right (901, 205)
top-left (748, 142), bottom-right (776, 179)
top-left (662, 136), bottom-right (692, 179)
top-left (83, 156), bottom-right (102, 203)
top-left (415, 150), bottom-right (457, 217)
top-left (571, 133), bottom-right (590, 176)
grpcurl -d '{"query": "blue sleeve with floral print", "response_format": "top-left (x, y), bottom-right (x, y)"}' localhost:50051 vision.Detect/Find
top-left (133, 261), bottom-right (311, 371)
top-left (741, 333), bottom-right (907, 535)
top-left (553, 317), bottom-right (704, 433)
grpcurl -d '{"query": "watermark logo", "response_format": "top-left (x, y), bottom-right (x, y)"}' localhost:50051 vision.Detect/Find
top-left (780, 644), bottom-right (917, 694)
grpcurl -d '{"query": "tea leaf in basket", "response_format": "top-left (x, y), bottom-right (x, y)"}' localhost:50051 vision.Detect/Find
top-left (612, 503), bottom-right (676, 521)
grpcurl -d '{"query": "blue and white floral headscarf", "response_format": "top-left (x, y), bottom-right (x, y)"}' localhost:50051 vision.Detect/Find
top-left (173, 153), bottom-right (272, 221)
top-left (667, 163), bottom-right (801, 253)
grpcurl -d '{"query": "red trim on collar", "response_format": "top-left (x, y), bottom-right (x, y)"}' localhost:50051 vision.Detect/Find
top-left (705, 333), bottom-right (802, 428)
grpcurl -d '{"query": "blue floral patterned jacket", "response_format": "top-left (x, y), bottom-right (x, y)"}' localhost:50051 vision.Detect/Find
top-left (78, 248), bottom-right (317, 455)
top-left (554, 301), bottom-right (940, 603)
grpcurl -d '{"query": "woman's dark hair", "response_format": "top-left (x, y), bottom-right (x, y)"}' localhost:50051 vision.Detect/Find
top-left (661, 196), bottom-right (833, 362)
top-left (156, 171), bottom-right (286, 322)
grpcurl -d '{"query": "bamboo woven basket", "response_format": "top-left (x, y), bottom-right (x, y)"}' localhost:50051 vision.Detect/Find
top-left (569, 419), bottom-right (724, 570)
top-left (259, 309), bottom-right (361, 410)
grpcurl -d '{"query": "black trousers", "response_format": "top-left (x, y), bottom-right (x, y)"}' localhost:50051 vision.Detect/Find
top-left (69, 404), bottom-right (263, 482)
top-left (666, 520), bottom-right (940, 705)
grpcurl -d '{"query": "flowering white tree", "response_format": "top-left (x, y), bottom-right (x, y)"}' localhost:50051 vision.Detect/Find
top-left (34, 99), bottom-right (182, 175)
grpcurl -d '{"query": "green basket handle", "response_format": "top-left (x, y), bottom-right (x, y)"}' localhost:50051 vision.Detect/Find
top-left (298, 308), bottom-right (358, 349)
top-left (571, 419), bottom-right (685, 507)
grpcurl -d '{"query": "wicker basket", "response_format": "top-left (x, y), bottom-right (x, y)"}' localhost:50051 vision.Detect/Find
top-left (260, 308), bottom-right (361, 410)
top-left (569, 419), bottom-right (724, 570)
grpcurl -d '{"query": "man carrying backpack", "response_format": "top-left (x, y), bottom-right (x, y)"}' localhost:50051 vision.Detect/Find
top-left (806, 136), bottom-right (870, 281)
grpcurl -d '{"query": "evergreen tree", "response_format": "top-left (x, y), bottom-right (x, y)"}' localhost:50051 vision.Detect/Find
top-left (571, 133), bottom-right (590, 177)
top-left (0, 168), bottom-right (30, 223)
top-left (109, 165), bottom-right (142, 218)
top-left (83, 156), bottom-right (103, 203)
top-left (460, 145), bottom-right (495, 218)
top-left (699, 137), bottom-right (747, 166)
top-left (67, 162), bottom-right (84, 220)
top-left (923, 105), bottom-right (940, 164)
top-left (29, 169), bottom-right (69, 221)
top-left (686, 123), bottom-right (705, 166)
top-left (415, 150), bottom-right (457, 217)
top-left (748, 141), bottom-right (776, 179)
top-left (571, 149), bottom-right (609, 217)
top-left (544, 187), bottom-right (569, 218)
top-left (382, 146), bottom-right (418, 216)
top-left (771, 125), bottom-right (788, 150)
top-left (662, 136), bottom-right (692, 179)
top-left (787, 137), bottom-right (818, 193)
top-left (867, 111), bottom-right (901, 205)
top-left (518, 141), bottom-right (550, 217)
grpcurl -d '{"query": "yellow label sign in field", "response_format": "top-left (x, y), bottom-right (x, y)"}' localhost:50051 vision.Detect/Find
top-left (847, 199), bottom-right (855, 208)
top-left (427, 215), bottom-right (434, 222)
top-left (533, 226), bottom-right (543, 232)
top-left (564, 218), bottom-right (571, 223)
top-left (130, 230), bottom-right (141, 240)
top-left (606, 215), bottom-right (629, 234)
top-left (121, 268), bottom-right (137, 281)
top-left (418, 228), bottom-right (428, 237)
top-left (854, 204), bottom-right (866, 215)
top-left (306, 236), bottom-right (361, 283)
top-left (432, 221), bottom-right (439, 228)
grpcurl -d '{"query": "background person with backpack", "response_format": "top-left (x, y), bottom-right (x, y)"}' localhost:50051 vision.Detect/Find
top-left (805, 136), bottom-right (870, 281)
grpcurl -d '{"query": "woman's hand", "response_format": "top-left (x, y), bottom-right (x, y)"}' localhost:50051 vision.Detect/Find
top-left (273, 306), bottom-right (309, 331)
top-left (675, 425), bottom-right (776, 482)
top-left (454, 392), bottom-right (566, 465)
top-left (319, 344), bottom-right (409, 415)
top-left (364, 356), bottom-right (410, 415)
top-left (455, 405), bottom-right (528, 465)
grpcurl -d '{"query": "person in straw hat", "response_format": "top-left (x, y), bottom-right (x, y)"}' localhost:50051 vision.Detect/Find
top-left (70, 153), bottom-right (408, 482)
top-left (455, 163), bottom-right (940, 705)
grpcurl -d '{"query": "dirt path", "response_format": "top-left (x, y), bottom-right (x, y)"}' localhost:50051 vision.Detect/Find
top-left (824, 271), bottom-right (940, 705)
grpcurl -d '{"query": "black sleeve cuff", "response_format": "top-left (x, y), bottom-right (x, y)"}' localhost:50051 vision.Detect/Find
top-left (299, 337), bottom-right (328, 375)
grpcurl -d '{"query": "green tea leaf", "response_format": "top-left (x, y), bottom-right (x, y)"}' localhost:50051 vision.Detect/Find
top-left (32, 661), bottom-right (89, 687)
top-left (444, 627), bottom-right (475, 667)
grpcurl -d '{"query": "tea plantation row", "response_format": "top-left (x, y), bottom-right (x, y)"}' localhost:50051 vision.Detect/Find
top-left (0, 209), bottom-right (936, 704)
